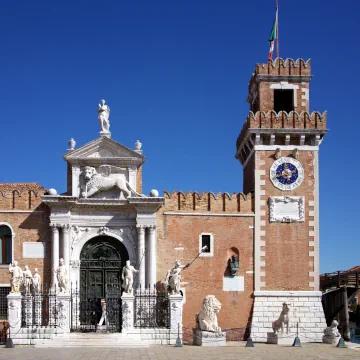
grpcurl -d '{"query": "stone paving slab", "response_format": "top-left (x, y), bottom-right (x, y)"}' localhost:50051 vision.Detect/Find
top-left (0, 342), bottom-right (359, 360)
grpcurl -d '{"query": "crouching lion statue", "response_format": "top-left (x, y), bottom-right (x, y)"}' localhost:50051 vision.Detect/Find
top-left (196, 295), bottom-right (222, 332)
top-left (81, 165), bottom-right (141, 199)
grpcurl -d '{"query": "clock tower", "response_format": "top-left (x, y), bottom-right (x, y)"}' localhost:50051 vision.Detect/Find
top-left (236, 58), bottom-right (328, 342)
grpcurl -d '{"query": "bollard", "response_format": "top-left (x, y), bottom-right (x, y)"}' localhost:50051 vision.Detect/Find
top-left (175, 323), bottom-right (183, 347)
top-left (337, 337), bottom-right (346, 348)
top-left (5, 338), bottom-right (14, 348)
top-left (245, 337), bottom-right (254, 347)
top-left (292, 323), bottom-right (302, 347)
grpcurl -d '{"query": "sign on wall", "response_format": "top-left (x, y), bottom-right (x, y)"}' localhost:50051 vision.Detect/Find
top-left (23, 242), bottom-right (45, 259)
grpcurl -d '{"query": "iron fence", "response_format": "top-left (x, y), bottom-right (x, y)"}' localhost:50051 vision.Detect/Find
top-left (134, 285), bottom-right (170, 328)
top-left (20, 285), bottom-right (58, 328)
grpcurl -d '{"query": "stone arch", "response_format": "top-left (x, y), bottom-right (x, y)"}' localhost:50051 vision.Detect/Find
top-left (71, 228), bottom-right (136, 265)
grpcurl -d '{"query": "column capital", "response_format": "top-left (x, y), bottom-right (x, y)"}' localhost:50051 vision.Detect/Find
top-left (136, 225), bottom-right (146, 234)
top-left (50, 223), bottom-right (60, 232)
top-left (60, 224), bottom-right (71, 233)
top-left (148, 224), bottom-right (156, 231)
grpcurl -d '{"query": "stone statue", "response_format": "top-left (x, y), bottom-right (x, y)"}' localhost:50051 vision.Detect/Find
top-left (121, 260), bottom-right (139, 294)
top-left (165, 260), bottom-right (182, 295)
top-left (32, 268), bottom-right (42, 295)
top-left (272, 302), bottom-right (290, 334)
top-left (98, 99), bottom-right (110, 133)
top-left (196, 295), bottom-right (222, 332)
top-left (55, 258), bottom-right (69, 293)
top-left (81, 165), bottom-right (141, 199)
top-left (323, 320), bottom-right (341, 344)
top-left (228, 255), bottom-right (239, 277)
top-left (9, 261), bottom-right (23, 293)
top-left (23, 265), bottom-right (33, 295)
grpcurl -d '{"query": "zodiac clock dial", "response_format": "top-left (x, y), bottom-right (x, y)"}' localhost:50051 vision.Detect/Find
top-left (270, 157), bottom-right (304, 191)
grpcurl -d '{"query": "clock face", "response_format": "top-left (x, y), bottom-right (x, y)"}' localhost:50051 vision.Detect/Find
top-left (270, 157), bottom-right (304, 191)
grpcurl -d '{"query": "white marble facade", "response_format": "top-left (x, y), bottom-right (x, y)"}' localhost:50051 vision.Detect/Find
top-left (42, 128), bottom-right (163, 294)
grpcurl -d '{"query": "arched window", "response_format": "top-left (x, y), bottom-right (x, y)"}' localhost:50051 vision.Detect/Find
top-left (0, 225), bottom-right (12, 265)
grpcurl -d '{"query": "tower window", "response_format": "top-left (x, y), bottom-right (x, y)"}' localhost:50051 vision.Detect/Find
top-left (274, 89), bottom-right (294, 113)
top-left (199, 233), bottom-right (214, 257)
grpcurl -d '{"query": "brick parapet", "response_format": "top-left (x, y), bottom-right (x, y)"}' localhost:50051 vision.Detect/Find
top-left (0, 183), bottom-right (47, 210)
top-left (163, 191), bottom-right (254, 213)
top-left (236, 111), bottom-right (327, 151)
top-left (254, 58), bottom-right (311, 77)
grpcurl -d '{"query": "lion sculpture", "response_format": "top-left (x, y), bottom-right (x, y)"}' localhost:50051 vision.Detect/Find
top-left (196, 295), bottom-right (222, 332)
top-left (272, 302), bottom-right (290, 334)
top-left (81, 165), bottom-right (141, 199)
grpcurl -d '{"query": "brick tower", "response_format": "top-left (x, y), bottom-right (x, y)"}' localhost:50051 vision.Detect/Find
top-left (236, 58), bottom-right (327, 343)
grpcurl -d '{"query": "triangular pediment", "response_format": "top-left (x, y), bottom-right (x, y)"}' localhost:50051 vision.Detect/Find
top-left (63, 137), bottom-right (145, 165)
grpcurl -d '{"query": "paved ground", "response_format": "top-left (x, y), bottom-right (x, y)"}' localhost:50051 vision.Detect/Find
top-left (0, 343), bottom-right (359, 360)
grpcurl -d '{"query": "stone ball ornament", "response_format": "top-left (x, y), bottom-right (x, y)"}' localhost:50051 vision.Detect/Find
top-left (149, 189), bottom-right (159, 197)
top-left (270, 157), bottom-right (304, 191)
top-left (47, 188), bottom-right (58, 196)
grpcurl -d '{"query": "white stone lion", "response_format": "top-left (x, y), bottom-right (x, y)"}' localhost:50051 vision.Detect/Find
top-left (196, 295), bottom-right (222, 332)
top-left (81, 165), bottom-right (140, 199)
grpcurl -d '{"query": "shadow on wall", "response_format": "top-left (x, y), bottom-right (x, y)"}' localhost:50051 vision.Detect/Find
top-left (19, 203), bottom-right (52, 286)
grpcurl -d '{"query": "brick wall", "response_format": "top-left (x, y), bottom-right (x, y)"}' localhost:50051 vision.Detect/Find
top-left (257, 150), bottom-right (315, 291)
top-left (0, 184), bottom-right (51, 286)
top-left (157, 191), bottom-right (255, 340)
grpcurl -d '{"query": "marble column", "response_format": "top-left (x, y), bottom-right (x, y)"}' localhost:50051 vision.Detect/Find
top-left (51, 224), bottom-right (60, 289)
top-left (61, 224), bottom-right (71, 276)
top-left (137, 225), bottom-right (145, 289)
top-left (148, 225), bottom-right (156, 289)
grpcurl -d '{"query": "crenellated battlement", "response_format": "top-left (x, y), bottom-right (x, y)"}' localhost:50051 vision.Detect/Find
top-left (254, 58), bottom-right (311, 77)
top-left (0, 183), bottom-right (47, 210)
top-left (163, 191), bottom-right (254, 213)
top-left (236, 110), bottom-right (327, 151)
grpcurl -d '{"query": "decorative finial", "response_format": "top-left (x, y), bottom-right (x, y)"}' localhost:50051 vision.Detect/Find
top-left (98, 99), bottom-right (111, 138)
top-left (135, 140), bottom-right (142, 151)
top-left (68, 138), bottom-right (76, 151)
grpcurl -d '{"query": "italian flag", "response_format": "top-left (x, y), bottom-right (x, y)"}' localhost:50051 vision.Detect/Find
top-left (268, 7), bottom-right (278, 60)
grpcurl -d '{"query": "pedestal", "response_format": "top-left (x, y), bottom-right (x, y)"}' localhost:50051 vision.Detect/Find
top-left (169, 294), bottom-right (183, 345)
top-left (56, 293), bottom-right (71, 332)
top-left (266, 332), bottom-right (294, 345)
top-left (121, 293), bottom-right (135, 332)
top-left (193, 329), bottom-right (226, 346)
top-left (7, 293), bottom-right (22, 339)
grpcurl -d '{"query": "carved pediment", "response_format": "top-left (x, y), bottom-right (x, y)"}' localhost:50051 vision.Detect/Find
top-left (64, 137), bottom-right (145, 165)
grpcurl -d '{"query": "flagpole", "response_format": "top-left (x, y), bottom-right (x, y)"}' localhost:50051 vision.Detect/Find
top-left (276, 0), bottom-right (279, 58)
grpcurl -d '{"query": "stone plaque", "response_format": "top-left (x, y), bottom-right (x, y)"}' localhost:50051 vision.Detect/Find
top-left (223, 276), bottom-right (244, 292)
top-left (269, 196), bottom-right (305, 223)
top-left (23, 242), bottom-right (45, 259)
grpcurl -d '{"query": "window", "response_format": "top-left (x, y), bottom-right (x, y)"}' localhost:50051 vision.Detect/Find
top-left (274, 89), bottom-right (294, 113)
top-left (0, 225), bottom-right (12, 265)
top-left (199, 233), bottom-right (214, 257)
top-left (0, 286), bottom-right (10, 320)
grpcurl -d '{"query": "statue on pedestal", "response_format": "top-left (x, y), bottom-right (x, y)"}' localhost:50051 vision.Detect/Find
top-left (98, 99), bottom-right (110, 134)
top-left (32, 268), bottom-right (42, 295)
top-left (9, 261), bottom-right (23, 293)
top-left (165, 260), bottom-right (182, 295)
top-left (272, 302), bottom-right (290, 334)
top-left (23, 265), bottom-right (33, 295)
top-left (55, 258), bottom-right (69, 293)
top-left (323, 320), bottom-right (341, 344)
top-left (121, 260), bottom-right (138, 294)
top-left (193, 295), bottom-right (226, 346)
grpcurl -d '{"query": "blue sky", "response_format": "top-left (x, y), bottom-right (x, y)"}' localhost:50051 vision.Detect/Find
top-left (1, 1), bottom-right (359, 273)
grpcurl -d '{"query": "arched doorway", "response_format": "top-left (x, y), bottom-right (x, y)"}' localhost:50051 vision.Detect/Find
top-left (78, 236), bottom-right (129, 332)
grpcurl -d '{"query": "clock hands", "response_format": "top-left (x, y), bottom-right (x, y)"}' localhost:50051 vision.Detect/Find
top-left (276, 163), bottom-right (297, 181)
